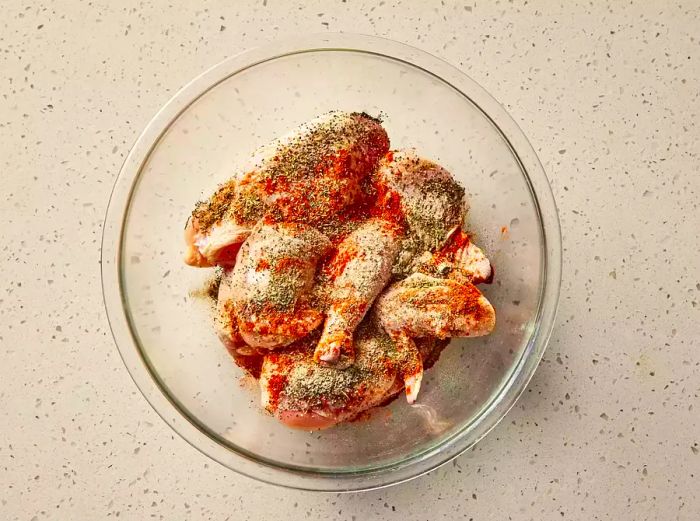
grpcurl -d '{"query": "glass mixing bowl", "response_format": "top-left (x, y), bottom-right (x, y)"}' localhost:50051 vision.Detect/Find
top-left (101, 34), bottom-right (561, 491)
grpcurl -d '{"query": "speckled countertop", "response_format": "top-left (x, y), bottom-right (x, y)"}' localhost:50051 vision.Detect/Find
top-left (2, 1), bottom-right (699, 519)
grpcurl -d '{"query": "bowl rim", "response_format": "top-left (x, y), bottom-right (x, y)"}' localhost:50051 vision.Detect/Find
top-left (101, 32), bottom-right (562, 492)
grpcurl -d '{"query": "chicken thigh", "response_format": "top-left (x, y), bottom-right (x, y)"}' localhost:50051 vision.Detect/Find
top-left (235, 111), bottom-right (389, 225)
top-left (314, 219), bottom-right (402, 368)
top-left (376, 150), bottom-right (467, 276)
top-left (260, 321), bottom-right (444, 430)
top-left (224, 222), bottom-right (331, 350)
top-left (185, 112), bottom-right (389, 267)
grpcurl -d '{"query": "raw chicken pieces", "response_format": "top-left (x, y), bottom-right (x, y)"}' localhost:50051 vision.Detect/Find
top-left (411, 227), bottom-right (494, 285)
top-left (234, 111), bottom-right (389, 226)
top-left (375, 273), bottom-right (496, 341)
top-left (214, 267), bottom-right (247, 354)
top-left (314, 219), bottom-right (402, 368)
top-left (376, 150), bottom-right (468, 276)
top-left (185, 111), bottom-right (497, 429)
top-left (185, 179), bottom-right (250, 268)
top-left (223, 223), bottom-right (331, 350)
top-left (260, 321), bottom-right (446, 429)
top-left (373, 272), bottom-right (495, 403)
top-left (185, 112), bottom-right (388, 267)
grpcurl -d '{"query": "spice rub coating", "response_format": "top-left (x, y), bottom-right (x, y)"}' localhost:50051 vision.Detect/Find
top-left (185, 112), bottom-right (389, 267)
top-left (225, 222), bottom-right (331, 350)
top-left (184, 113), bottom-right (497, 429)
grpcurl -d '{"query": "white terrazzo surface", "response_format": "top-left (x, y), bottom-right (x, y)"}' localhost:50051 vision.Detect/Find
top-left (1, 1), bottom-right (698, 519)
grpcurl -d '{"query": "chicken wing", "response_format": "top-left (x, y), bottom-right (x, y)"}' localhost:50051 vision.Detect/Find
top-left (374, 272), bottom-right (495, 402)
top-left (224, 222), bottom-right (331, 350)
top-left (411, 227), bottom-right (493, 285)
top-left (314, 219), bottom-right (402, 368)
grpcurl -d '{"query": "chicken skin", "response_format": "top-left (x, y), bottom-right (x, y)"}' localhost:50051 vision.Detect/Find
top-left (374, 272), bottom-right (495, 402)
top-left (375, 273), bottom-right (495, 339)
top-left (223, 223), bottom-right (331, 350)
top-left (215, 267), bottom-right (248, 355)
top-left (185, 179), bottom-right (251, 268)
top-left (260, 321), bottom-right (445, 430)
top-left (314, 219), bottom-right (402, 368)
top-left (376, 150), bottom-right (467, 276)
top-left (185, 112), bottom-right (389, 267)
top-left (185, 113), bottom-right (498, 429)
top-left (411, 226), bottom-right (493, 285)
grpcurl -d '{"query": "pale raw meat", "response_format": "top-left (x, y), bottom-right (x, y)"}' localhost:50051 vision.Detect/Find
top-left (314, 219), bottom-right (402, 368)
top-left (214, 268), bottom-right (250, 355)
top-left (374, 272), bottom-right (495, 402)
top-left (260, 321), bottom-right (446, 429)
top-left (375, 273), bottom-right (495, 340)
top-left (224, 223), bottom-right (331, 350)
top-left (376, 150), bottom-right (467, 276)
top-left (411, 227), bottom-right (493, 285)
top-left (184, 112), bottom-right (389, 267)
top-left (184, 179), bottom-right (251, 268)
top-left (185, 114), bottom-right (499, 429)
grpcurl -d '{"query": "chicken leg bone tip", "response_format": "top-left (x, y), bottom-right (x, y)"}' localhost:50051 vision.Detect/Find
top-left (405, 372), bottom-right (423, 404)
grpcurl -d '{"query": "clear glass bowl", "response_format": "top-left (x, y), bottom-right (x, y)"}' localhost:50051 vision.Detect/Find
top-left (101, 34), bottom-right (561, 491)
